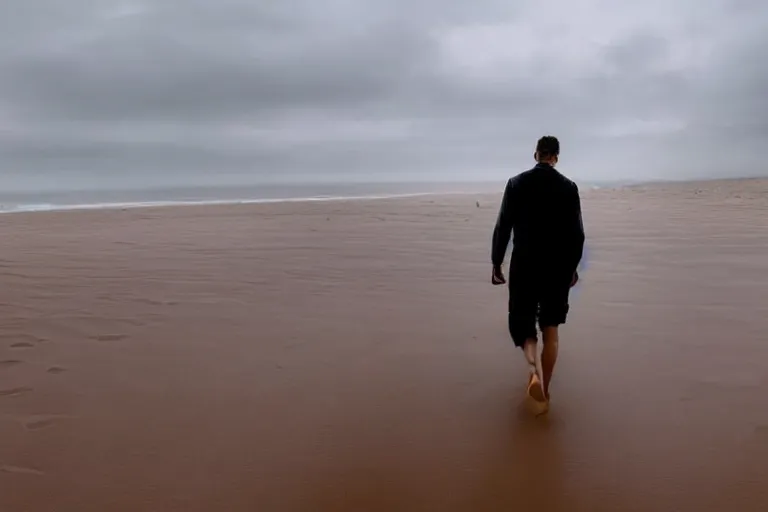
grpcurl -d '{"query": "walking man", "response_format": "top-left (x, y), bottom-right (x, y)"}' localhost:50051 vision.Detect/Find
top-left (491, 136), bottom-right (585, 410)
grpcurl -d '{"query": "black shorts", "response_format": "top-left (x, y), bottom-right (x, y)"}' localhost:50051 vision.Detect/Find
top-left (507, 272), bottom-right (570, 348)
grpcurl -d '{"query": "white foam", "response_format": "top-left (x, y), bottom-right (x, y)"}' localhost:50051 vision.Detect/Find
top-left (0, 191), bottom-right (478, 215)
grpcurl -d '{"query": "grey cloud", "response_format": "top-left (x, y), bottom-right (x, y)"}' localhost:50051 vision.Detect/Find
top-left (2, 23), bottom-right (429, 122)
top-left (0, 0), bottom-right (767, 183)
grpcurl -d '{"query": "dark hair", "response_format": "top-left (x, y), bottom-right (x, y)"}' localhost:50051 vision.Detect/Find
top-left (536, 136), bottom-right (560, 159)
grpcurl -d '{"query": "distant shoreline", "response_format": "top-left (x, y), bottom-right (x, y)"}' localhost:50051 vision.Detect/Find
top-left (0, 191), bottom-right (479, 216)
top-left (0, 176), bottom-right (763, 215)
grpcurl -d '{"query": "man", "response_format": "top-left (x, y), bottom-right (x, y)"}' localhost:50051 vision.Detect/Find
top-left (491, 136), bottom-right (585, 409)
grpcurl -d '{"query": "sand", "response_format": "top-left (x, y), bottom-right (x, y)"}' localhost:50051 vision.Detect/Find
top-left (2, 179), bottom-right (768, 511)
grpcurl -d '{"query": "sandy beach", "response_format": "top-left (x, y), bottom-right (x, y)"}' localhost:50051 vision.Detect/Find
top-left (2, 179), bottom-right (768, 511)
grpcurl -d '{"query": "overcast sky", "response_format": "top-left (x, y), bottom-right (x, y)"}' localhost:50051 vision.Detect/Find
top-left (0, 0), bottom-right (766, 188)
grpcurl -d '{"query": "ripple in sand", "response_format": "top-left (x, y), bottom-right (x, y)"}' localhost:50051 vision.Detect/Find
top-left (2, 334), bottom-right (46, 347)
top-left (0, 387), bottom-right (33, 397)
top-left (24, 418), bottom-right (57, 431)
top-left (91, 334), bottom-right (128, 342)
top-left (0, 465), bottom-right (44, 476)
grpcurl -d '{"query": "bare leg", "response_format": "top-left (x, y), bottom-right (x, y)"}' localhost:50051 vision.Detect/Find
top-left (523, 338), bottom-right (537, 368)
top-left (540, 326), bottom-right (559, 399)
top-left (523, 338), bottom-right (547, 403)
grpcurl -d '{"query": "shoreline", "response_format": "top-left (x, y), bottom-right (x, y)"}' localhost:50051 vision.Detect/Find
top-left (4, 173), bottom-right (766, 217)
top-left (0, 191), bottom-right (457, 216)
top-left (1, 175), bottom-right (764, 216)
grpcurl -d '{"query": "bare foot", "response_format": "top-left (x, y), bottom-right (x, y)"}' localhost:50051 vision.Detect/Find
top-left (526, 374), bottom-right (550, 416)
top-left (527, 371), bottom-right (547, 404)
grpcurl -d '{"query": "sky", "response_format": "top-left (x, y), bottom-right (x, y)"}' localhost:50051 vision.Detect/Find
top-left (0, 0), bottom-right (767, 191)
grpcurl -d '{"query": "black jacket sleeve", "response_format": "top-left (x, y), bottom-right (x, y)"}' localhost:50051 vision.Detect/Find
top-left (565, 184), bottom-right (586, 275)
top-left (491, 178), bottom-right (515, 267)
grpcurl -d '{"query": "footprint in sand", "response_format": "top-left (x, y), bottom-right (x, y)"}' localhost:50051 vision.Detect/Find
top-left (46, 366), bottom-right (67, 375)
top-left (10, 342), bottom-right (34, 349)
top-left (0, 360), bottom-right (22, 369)
top-left (0, 387), bottom-right (32, 398)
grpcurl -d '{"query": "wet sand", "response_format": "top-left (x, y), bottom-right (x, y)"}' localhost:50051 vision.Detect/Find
top-left (2, 179), bottom-right (768, 511)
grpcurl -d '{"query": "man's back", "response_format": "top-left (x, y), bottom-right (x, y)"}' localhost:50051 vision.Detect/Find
top-left (490, 135), bottom-right (585, 411)
top-left (492, 163), bottom-right (584, 281)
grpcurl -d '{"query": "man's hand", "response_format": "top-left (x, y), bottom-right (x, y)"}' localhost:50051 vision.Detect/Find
top-left (491, 265), bottom-right (506, 285)
top-left (570, 270), bottom-right (579, 288)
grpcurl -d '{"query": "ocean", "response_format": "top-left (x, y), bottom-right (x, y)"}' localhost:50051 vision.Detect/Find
top-left (0, 180), bottom-right (508, 214)
top-left (0, 177), bottom-right (623, 214)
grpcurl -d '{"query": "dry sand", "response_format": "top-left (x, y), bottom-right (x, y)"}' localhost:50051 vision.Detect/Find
top-left (2, 179), bottom-right (768, 511)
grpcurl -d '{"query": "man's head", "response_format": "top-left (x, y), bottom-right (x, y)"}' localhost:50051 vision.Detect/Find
top-left (534, 136), bottom-right (559, 165)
